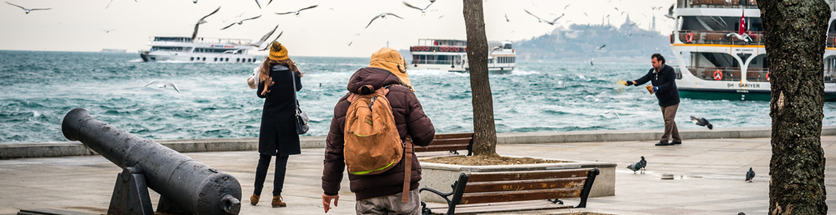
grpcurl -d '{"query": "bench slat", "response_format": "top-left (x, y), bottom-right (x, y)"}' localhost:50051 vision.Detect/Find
top-left (425, 200), bottom-right (572, 214)
top-left (464, 177), bottom-right (587, 193)
top-left (434, 133), bottom-right (474, 139)
top-left (467, 169), bottom-right (591, 182)
top-left (414, 144), bottom-right (469, 152)
top-left (460, 188), bottom-right (583, 204)
top-left (428, 137), bottom-right (472, 145)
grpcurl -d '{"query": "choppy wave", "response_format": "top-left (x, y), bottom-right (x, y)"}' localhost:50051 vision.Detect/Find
top-left (3, 50), bottom-right (836, 143)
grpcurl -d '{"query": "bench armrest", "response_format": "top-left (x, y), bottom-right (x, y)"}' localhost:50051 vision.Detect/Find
top-left (576, 168), bottom-right (600, 208)
top-left (419, 173), bottom-right (469, 215)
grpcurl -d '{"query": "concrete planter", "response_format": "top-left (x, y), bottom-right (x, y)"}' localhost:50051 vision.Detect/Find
top-left (418, 156), bottom-right (616, 203)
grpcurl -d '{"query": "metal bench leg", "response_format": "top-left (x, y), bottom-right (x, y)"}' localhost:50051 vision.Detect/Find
top-left (576, 168), bottom-right (600, 208)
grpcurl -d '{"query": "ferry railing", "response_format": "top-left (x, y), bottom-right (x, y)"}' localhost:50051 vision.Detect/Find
top-left (687, 66), bottom-right (748, 82)
top-left (675, 30), bottom-right (764, 45)
top-left (682, 0), bottom-right (759, 9)
top-left (411, 59), bottom-right (456, 65)
top-left (827, 34), bottom-right (836, 48)
top-left (685, 67), bottom-right (836, 83)
top-left (150, 37), bottom-right (252, 45)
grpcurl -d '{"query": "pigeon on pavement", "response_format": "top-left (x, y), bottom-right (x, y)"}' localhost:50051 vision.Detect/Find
top-left (626, 156), bottom-right (646, 174)
top-left (746, 167), bottom-right (755, 182)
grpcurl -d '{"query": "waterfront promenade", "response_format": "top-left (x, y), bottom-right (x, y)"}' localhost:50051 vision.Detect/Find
top-left (1, 129), bottom-right (836, 214)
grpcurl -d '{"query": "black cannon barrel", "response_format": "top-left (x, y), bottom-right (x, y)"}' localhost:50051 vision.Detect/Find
top-left (62, 108), bottom-right (241, 215)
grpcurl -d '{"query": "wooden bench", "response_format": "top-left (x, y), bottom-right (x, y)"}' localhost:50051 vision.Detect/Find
top-left (420, 168), bottom-right (600, 215)
top-left (414, 133), bottom-right (474, 156)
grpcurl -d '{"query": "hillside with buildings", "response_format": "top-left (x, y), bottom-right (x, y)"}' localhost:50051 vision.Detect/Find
top-left (514, 15), bottom-right (671, 62)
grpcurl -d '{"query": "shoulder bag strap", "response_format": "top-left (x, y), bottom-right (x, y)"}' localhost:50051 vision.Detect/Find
top-left (289, 71), bottom-right (300, 109)
top-left (402, 135), bottom-right (413, 203)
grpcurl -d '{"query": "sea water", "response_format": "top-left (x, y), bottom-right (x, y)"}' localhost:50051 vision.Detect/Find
top-left (2, 50), bottom-right (836, 143)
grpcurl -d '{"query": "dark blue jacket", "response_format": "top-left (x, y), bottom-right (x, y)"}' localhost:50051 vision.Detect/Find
top-left (632, 64), bottom-right (680, 107)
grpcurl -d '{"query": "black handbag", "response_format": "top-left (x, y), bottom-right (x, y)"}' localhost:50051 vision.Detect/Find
top-left (290, 71), bottom-right (309, 134)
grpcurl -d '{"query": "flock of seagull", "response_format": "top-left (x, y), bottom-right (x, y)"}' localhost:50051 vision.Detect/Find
top-left (8, 0), bottom-right (680, 94)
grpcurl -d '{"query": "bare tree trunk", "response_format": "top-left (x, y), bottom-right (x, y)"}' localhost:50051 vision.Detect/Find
top-left (462, 0), bottom-right (497, 156)
top-left (758, 0), bottom-right (829, 214)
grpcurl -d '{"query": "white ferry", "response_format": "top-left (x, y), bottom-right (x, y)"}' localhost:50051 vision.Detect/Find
top-left (408, 39), bottom-right (516, 73)
top-left (670, 0), bottom-right (836, 101)
top-left (138, 36), bottom-right (257, 63)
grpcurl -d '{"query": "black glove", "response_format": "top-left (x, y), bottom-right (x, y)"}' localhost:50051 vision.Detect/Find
top-left (625, 80), bottom-right (633, 86)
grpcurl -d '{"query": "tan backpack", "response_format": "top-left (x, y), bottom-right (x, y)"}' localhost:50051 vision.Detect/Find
top-left (344, 85), bottom-right (403, 176)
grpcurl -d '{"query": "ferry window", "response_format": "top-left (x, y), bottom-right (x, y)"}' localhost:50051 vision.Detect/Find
top-left (150, 46), bottom-right (183, 52)
top-left (830, 20), bottom-right (836, 34)
top-left (504, 44), bottom-right (512, 49)
top-left (680, 16), bottom-right (762, 32)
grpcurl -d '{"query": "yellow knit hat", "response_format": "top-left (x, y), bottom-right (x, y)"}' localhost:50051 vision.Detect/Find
top-left (369, 47), bottom-right (413, 91)
top-left (268, 41), bottom-right (289, 61)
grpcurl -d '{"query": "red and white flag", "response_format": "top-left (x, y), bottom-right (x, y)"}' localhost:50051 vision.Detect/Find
top-left (739, 9), bottom-right (746, 35)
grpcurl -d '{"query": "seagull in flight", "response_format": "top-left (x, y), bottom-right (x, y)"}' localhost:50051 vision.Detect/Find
top-left (487, 45), bottom-right (504, 59)
top-left (726, 33), bottom-right (752, 43)
top-left (403, 1), bottom-right (433, 16)
top-left (366, 13), bottom-right (404, 29)
top-left (523, 9), bottom-right (563, 25)
top-left (246, 25), bottom-right (281, 51)
top-left (102, 29), bottom-right (116, 33)
top-left (505, 13), bottom-right (510, 22)
top-left (221, 15), bottom-right (261, 30)
top-left (664, 4), bottom-right (675, 19)
top-left (144, 80), bottom-right (180, 93)
top-left (275, 5), bottom-right (318, 16)
top-left (604, 110), bottom-right (621, 119)
top-left (598, 44), bottom-right (606, 50)
top-left (6, 1), bottom-right (51, 14)
top-left (254, 0), bottom-right (261, 9)
top-left (192, 6), bottom-right (220, 41)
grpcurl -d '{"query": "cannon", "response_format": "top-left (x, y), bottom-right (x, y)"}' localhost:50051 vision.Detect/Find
top-left (62, 108), bottom-right (242, 215)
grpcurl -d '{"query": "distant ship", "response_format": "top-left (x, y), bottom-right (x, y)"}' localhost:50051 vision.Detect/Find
top-left (101, 49), bottom-right (127, 53)
top-left (138, 36), bottom-right (257, 63)
top-left (409, 39), bottom-right (516, 73)
top-left (670, 0), bottom-right (836, 101)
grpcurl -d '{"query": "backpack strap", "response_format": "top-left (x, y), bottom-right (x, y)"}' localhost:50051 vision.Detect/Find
top-left (401, 135), bottom-right (413, 203)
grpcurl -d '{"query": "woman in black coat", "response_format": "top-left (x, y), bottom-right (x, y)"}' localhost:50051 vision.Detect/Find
top-left (251, 42), bottom-right (302, 208)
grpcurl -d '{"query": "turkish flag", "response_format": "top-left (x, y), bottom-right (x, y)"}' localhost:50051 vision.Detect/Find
top-left (739, 10), bottom-right (746, 35)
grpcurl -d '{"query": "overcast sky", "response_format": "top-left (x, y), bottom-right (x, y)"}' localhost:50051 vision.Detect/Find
top-left (0, 0), bottom-right (676, 57)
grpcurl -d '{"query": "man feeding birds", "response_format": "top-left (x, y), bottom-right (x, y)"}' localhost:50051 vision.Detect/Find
top-left (624, 54), bottom-right (682, 146)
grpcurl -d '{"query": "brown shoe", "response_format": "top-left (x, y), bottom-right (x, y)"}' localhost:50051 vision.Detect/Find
top-left (250, 194), bottom-right (259, 206)
top-left (272, 196), bottom-right (287, 207)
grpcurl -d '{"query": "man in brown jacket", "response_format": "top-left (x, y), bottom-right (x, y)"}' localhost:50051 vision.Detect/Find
top-left (321, 48), bottom-right (435, 214)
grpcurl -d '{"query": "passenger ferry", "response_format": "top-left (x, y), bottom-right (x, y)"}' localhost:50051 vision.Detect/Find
top-left (670, 0), bottom-right (836, 101)
top-left (408, 39), bottom-right (516, 73)
top-left (138, 36), bottom-right (257, 63)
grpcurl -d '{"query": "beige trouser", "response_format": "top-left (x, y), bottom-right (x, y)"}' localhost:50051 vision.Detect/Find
top-left (660, 104), bottom-right (682, 142)
top-left (355, 189), bottom-right (421, 215)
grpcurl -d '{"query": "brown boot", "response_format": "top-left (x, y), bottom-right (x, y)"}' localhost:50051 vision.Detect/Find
top-left (271, 196), bottom-right (286, 207)
top-left (250, 194), bottom-right (259, 206)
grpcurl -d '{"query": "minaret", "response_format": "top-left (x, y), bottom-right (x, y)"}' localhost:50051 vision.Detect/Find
top-left (652, 15), bottom-right (657, 32)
